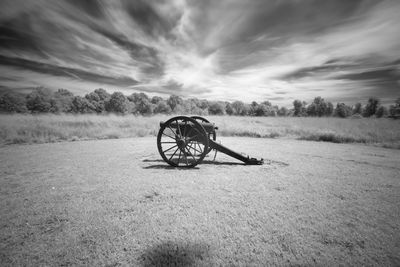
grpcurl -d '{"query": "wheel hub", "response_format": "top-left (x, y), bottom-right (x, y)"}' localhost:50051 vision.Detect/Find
top-left (177, 138), bottom-right (186, 149)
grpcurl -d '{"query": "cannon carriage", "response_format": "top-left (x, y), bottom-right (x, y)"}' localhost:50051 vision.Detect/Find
top-left (157, 116), bottom-right (264, 168)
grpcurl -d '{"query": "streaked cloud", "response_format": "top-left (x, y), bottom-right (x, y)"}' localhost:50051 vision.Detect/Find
top-left (0, 0), bottom-right (399, 105)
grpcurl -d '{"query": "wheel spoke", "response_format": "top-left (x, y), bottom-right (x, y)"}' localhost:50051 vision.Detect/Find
top-left (187, 143), bottom-right (202, 154)
top-left (183, 148), bottom-right (189, 165)
top-left (167, 125), bottom-right (177, 137)
top-left (169, 147), bottom-right (179, 161)
top-left (176, 119), bottom-right (182, 138)
top-left (197, 141), bottom-right (203, 153)
top-left (185, 147), bottom-right (196, 161)
top-left (162, 132), bottom-right (176, 140)
top-left (161, 141), bottom-right (177, 144)
top-left (163, 144), bottom-right (178, 153)
top-left (177, 150), bottom-right (182, 165)
top-left (183, 120), bottom-right (187, 140)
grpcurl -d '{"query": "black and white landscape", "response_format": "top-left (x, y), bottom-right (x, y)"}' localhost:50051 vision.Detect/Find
top-left (0, 0), bottom-right (399, 266)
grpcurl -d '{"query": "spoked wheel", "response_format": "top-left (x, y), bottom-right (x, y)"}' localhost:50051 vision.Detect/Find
top-left (157, 116), bottom-right (209, 168)
top-left (191, 116), bottom-right (216, 154)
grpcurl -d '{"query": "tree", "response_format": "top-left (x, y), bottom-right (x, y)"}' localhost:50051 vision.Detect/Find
top-left (167, 95), bottom-right (183, 112)
top-left (127, 93), bottom-right (153, 114)
top-left (128, 92), bottom-right (149, 103)
top-left (136, 97), bottom-right (153, 115)
top-left (52, 89), bottom-right (74, 113)
top-left (278, 107), bottom-right (289, 116)
top-left (353, 102), bottom-right (363, 115)
top-left (26, 87), bottom-right (53, 113)
top-left (198, 99), bottom-right (209, 111)
top-left (225, 102), bottom-right (234, 115)
top-left (364, 97), bottom-right (379, 117)
top-left (231, 101), bottom-right (247, 116)
top-left (208, 101), bottom-right (226, 115)
top-left (326, 102), bottom-right (334, 116)
top-left (93, 88), bottom-right (111, 101)
top-left (0, 92), bottom-right (28, 113)
top-left (85, 89), bottom-right (111, 113)
top-left (106, 92), bottom-right (129, 113)
top-left (389, 98), bottom-right (400, 118)
top-left (375, 106), bottom-right (388, 118)
top-left (151, 96), bottom-right (163, 104)
top-left (72, 96), bottom-right (95, 113)
top-left (307, 97), bottom-right (328, 117)
top-left (335, 103), bottom-right (352, 118)
top-left (293, 100), bottom-right (307, 116)
top-left (252, 102), bottom-right (271, 116)
top-left (153, 100), bottom-right (171, 114)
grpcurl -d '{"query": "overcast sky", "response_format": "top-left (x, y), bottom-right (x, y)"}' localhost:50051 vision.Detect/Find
top-left (0, 0), bottom-right (399, 105)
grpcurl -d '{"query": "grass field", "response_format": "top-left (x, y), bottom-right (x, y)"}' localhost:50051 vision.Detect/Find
top-left (0, 114), bottom-right (399, 148)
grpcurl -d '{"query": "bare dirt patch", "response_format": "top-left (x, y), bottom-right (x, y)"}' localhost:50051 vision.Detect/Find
top-left (1, 137), bottom-right (399, 266)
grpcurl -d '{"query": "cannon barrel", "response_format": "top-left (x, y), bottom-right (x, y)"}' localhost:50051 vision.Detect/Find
top-left (160, 121), bottom-right (217, 134)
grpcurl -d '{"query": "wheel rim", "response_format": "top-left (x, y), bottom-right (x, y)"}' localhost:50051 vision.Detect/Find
top-left (157, 116), bottom-right (209, 168)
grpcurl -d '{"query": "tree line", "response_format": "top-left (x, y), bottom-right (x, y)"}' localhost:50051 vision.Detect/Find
top-left (0, 87), bottom-right (399, 118)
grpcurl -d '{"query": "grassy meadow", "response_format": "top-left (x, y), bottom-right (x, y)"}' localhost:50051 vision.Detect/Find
top-left (0, 114), bottom-right (399, 148)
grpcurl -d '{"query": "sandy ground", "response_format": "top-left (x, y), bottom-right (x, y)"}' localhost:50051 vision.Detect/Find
top-left (1, 137), bottom-right (399, 266)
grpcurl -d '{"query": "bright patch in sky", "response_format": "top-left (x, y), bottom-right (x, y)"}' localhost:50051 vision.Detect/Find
top-left (0, 0), bottom-right (399, 105)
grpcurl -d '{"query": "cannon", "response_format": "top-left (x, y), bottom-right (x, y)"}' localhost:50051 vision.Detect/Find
top-left (157, 116), bottom-right (264, 168)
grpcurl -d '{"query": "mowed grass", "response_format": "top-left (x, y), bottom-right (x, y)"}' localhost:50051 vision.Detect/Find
top-left (0, 114), bottom-right (399, 148)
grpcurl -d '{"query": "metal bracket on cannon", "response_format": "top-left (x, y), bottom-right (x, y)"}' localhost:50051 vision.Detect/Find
top-left (157, 116), bottom-right (264, 168)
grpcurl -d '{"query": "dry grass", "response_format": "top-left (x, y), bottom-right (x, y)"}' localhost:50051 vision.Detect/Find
top-left (0, 114), bottom-right (399, 148)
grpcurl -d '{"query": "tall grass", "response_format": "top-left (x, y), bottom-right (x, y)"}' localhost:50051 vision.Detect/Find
top-left (1, 114), bottom-right (399, 148)
top-left (0, 114), bottom-right (165, 144)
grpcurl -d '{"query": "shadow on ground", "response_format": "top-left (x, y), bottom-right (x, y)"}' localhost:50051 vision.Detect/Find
top-left (140, 241), bottom-right (211, 266)
top-left (142, 159), bottom-right (244, 169)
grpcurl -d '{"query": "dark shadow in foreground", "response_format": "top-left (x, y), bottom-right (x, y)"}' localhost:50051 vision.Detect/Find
top-left (143, 165), bottom-right (200, 170)
top-left (142, 159), bottom-right (244, 169)
top-left (140, 241), bottom-right (210, 267)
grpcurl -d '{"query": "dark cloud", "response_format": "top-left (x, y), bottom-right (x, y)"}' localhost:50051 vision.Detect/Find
top-left (268, 96), bottom-right (287, 101)
top-left (280, 63), bottom-right (354, 80)
top-left (67, 0), bottom-right (105, 19)
top-left (93, 27), bottom-right (165, 76)
top-left (163, 79), bottom-right (183, 92)
top-left (123, 0), bottom-right (181, 38)
top-left (0, 15), bottom-right (46, 56)
top-left (249, 0), bottom-right (368, 37)
top-left (336, 67), bottom-right (400, 97)
top-left (0, 55), bottom-right (138, 87)
top-left (337, 67), bottom-right (399, 82)
top-left (274, 91), bottom-right (287, 95)
top-left (188, 0), bottom-right (372, 51)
